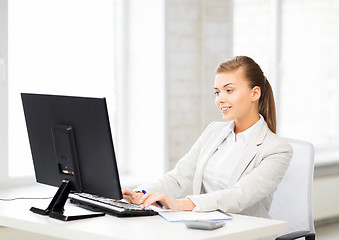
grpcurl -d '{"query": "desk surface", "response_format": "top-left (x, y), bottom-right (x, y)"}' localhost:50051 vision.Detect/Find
top-left (0, 184), bottom-right (287, 240)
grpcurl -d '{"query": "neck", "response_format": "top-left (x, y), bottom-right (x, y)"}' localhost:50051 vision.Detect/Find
top-left (234, 112), bottom-right (260, 134)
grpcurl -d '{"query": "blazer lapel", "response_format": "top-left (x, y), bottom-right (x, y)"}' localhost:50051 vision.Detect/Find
top-left (228, 121), bottom-right (269, 186)
top-left (192, 123), bottom-right (232, 194)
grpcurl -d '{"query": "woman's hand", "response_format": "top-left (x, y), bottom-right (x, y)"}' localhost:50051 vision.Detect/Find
top-left (121, 188), bottom-right (144, 205)
top-left (139, 192), bottom-right (196, 211)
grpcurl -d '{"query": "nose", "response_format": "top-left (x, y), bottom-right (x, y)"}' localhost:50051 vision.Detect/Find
top-left (215, 92), bottom-right (226, 108)
top-left (216, 91), bottom-right (227, 103)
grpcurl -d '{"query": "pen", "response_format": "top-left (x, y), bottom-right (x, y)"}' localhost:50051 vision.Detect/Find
top-left (142, 190), bottom-right (164, 209)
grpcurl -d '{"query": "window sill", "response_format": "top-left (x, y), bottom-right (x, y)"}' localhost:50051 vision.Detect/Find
top-left (0, 176), bottom-right (35, 190)
top-left (314, 163), bottom-right (339, 178)
top-left (314, 149), bottom-right (339, 177)
top-left (315, 149), bottom-right (339, 166)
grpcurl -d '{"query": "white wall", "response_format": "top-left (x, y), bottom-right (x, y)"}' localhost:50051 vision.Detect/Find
top-left (165, 0), bottom-right (232, 169)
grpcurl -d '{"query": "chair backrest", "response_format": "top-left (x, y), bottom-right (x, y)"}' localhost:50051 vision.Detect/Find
top-left (269, 138), bottom-right (315, 233)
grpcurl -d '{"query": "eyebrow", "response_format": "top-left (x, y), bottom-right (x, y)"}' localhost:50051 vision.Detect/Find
top-left (214, 83), bottom-right (235, 90)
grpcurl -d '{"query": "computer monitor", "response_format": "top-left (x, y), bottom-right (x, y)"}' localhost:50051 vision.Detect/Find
top-left (21, 93), bottom-right (123, 220)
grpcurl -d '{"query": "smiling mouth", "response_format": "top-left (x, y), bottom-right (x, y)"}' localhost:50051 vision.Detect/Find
top-left (220, 106), bottom-right (231, 113)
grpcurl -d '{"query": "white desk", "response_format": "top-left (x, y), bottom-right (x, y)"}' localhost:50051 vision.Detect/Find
top-left (0, 184), bottom-right (287, 240)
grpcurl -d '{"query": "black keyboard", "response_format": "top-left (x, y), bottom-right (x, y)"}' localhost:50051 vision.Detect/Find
top-left (69, 193), bottom-right (158, 217)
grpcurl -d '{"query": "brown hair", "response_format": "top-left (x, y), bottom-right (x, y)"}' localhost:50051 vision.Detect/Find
top-left (216, 56), bottom-right (276, 133)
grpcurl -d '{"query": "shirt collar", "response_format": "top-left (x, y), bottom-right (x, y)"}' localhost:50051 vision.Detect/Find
top-left (225, 115), bottom-right (264, 143)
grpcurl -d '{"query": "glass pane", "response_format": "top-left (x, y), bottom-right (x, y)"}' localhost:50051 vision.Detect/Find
top-left (280, 0), bottom-right (339, 148)
top-left (233, 0), bottom-right (271, 77)
top-left (8, 0), bottom-right (116, 177)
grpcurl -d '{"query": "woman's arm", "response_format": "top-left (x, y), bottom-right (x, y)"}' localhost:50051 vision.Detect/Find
top-left (122, 188), bottom-right (196, 210)
top-left (139, 192), bottom-right (196, 210)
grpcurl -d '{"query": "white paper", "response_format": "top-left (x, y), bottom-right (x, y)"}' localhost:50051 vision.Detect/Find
top-left (149, 206), bottom-right (232, 222)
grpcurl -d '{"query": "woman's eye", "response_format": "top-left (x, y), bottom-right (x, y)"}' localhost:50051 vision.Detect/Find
top-left (214, 91), bottom-right (220, 96)
top-left (226, 89), bottom-right (233, 93)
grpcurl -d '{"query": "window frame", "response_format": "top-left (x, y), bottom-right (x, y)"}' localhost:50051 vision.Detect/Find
top-left (0, 0), bottom-right (9, 184)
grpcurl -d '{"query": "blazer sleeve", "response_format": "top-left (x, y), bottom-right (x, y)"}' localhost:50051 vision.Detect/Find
top-left (187, 137), bottom-right (293, 213)
top-left (135, 122), bottom-right (217, 198)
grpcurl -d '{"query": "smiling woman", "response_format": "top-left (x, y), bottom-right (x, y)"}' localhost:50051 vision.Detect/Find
top-left (122, 56), bottom-right (292, 218)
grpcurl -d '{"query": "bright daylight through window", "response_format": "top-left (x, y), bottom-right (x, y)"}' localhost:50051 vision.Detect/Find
top-left (8, 0), bottom-right (117, 177)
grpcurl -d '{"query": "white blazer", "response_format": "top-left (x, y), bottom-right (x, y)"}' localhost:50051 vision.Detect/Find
top-left (138, 120), bottom-right (293, 218)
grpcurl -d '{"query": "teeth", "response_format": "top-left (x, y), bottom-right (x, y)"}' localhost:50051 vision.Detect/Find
top-left (221, 107), bottom-right (229, 110)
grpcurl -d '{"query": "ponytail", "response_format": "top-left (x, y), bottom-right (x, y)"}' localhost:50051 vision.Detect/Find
top-left (259, 78), bottom-right (276, 133)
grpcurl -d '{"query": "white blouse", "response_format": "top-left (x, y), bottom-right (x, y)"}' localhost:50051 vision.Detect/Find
top-left (202, 116), bottom-right (264, 193)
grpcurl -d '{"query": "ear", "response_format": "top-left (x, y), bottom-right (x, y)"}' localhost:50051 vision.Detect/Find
top-left (251, 86), bottom-right (261, 102)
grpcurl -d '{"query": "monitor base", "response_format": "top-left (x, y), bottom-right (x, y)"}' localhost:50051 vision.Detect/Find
top-left (30, 180), bottom-right (105, 221)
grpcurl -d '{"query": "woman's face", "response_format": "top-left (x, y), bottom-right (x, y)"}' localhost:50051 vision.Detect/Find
top-left (214, 69), bottom-right (260, 122)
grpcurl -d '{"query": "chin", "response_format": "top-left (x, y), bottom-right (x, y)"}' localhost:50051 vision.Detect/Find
top-left (222, 114), bottom-right (234, 122)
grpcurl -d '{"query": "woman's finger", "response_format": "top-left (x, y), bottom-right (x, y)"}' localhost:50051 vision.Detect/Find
top-left (122, 194), bottom-right (133, 203)
top-left (142, 193), bottom-right (167, 209)
top-left (140, 192), bottom-right (153, 204)
top-left (122, 188), bottom-right (135, 196)
top-left (131, 192), bottom-right (144, 205)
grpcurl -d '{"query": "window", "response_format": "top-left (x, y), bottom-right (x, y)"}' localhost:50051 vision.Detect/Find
top-left (8, 0), bottom-right (118, 177)
top-left (279, 0), bottom-right (339, 164)
top-left (2, 0), bottom-right (165, 186)
top-left (233, 0), bottom-right (339, 164)
top-left (119, 0), bottom-right (165, 184)
top-left (233, 0), bottom-right (270, 75)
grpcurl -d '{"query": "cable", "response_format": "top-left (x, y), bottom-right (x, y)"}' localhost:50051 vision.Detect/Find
top-left (0, 196), bottom-right (53, 201)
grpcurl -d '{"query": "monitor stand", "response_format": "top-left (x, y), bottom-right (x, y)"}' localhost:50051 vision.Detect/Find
top-left (30, 180), bottom-right (105, 221)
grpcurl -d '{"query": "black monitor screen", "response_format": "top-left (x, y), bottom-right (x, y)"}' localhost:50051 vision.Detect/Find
top-left (21, 93), bottom-right (122, 200)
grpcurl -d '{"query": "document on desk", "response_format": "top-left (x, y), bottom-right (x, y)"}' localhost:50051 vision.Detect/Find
top-left (149, 206), bottom-right (232, 222)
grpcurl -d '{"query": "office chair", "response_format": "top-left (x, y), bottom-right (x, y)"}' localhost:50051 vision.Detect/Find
top-left (269, 138), bottom-right (316, 240)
